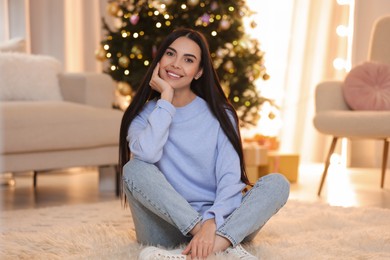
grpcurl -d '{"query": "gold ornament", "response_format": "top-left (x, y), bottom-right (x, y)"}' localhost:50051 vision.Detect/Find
top-left (263, 73), bottom-right (270, 80)
top-left (126, 3), bottom-right (135, 12)
top-left (250, 20), bottom-right (257, 29)
top-left (107, 2), bottom-right (120, 16)
top-left (252, 64), bottom-right (261, 79)
top-left (117, 81), bottom-right (133, 96)
top-left (95, 46), bottom-right (107, 61)
top-left (187, 0), bottom-right (199, 7)
top-left (216, 49), bottom-right (223, 58)
top-left (131, 45), bottom-right (142, 56)
top-left (118, 56), bottom-right (130, 68)
top-left (224, 60), bottom-right (234, 71)
top-left (161, 0), bottom-right (173, 5)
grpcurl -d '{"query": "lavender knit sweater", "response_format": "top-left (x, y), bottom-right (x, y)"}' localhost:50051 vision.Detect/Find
top-left (127, 96), bottom-right (245, 228)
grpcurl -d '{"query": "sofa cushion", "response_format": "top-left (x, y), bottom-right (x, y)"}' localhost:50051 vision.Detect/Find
top-left (342, 61), bottom-right (390, 110)
top-left (314, 110), bottom-right (390, 138)
top-left (0, 101), bottom-right (123, 154)
top-left (0, 38), bottom-right (26, 53)
top-left (0, 53), bottom-right (63, 101)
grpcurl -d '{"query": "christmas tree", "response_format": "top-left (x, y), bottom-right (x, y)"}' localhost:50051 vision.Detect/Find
top-left (96, 0), bottom-right (270, 125)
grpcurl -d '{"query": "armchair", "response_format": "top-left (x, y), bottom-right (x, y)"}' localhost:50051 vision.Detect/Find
top-left (313, 15), bottom-right (390, 196)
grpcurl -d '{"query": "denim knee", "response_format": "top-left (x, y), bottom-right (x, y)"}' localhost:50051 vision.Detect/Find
top-left (262, 173), bottom-right (290, 204)
top-left (122, 159), bottom-right (159, 193)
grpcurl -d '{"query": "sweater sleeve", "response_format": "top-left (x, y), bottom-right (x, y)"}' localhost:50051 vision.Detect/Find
top-left (202, 121), bottom-right (245, 228)
top-left (127, 99), bottom-right (176, 163)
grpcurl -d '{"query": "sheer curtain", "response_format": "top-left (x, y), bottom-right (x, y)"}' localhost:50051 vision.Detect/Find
top-left (0, 0), bottom-right (107, 72)
top-left (247, 0), bottom-right (350, 163)
top-left (279, 0), bottom-right (350, 163)
top-left (0, 0), bottom-right (29, 48)
top-left (30, 0), bottom-right (106, 72)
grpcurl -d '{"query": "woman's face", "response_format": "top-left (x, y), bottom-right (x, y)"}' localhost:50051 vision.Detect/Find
top-left (158, 36), bottom-right (203, 90)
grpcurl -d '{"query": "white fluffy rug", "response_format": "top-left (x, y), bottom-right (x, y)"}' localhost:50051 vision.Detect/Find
top-left (1, 199), bottom-right (390, 259)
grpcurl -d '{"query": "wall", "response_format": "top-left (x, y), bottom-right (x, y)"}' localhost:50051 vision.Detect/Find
top-left (349, 0), bottom-right (390, 168)
top-left (352, 0), bottom-right (390, 65)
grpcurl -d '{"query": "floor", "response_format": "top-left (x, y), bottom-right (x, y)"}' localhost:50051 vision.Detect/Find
top-left (1, 163), bottom-right (389, 211)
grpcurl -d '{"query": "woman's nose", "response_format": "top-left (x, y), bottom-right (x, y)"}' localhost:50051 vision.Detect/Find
top-left (171, 58), bottom-right (181, 68)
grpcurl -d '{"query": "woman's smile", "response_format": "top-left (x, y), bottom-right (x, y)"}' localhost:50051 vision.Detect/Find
top-left (166, 69), bottom-right (183, 79)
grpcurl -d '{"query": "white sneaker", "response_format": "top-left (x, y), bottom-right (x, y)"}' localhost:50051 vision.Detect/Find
top-left (138, 246), bottom-right (186, 260)
top-left (224, 244), bottom-right (258, 259)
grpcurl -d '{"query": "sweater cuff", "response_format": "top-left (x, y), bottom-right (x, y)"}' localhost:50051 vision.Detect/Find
top-left (202, 211), bottom-right (224, 229)
top-left (156, 99), bottom-right (176, 118)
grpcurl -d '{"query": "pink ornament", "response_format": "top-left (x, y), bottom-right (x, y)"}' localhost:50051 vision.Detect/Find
top-left (211, 2), bottom-right (218, 11)
top-left (201, 13), bottom-right (210, 24)
top-left (130, 14), bottom-right (139, 25)
top-left (220, 19), bottom-right (231, 30)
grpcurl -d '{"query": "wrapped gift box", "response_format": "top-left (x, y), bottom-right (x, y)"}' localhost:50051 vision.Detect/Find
top-left (243, 142), bottom-right (268, 166)
top-left (247, 152), bottom-right (300, 183)
top-left (243, 143), bottom-right (268, 183)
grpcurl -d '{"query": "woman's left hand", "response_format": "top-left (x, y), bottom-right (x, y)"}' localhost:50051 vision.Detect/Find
top-left (182, 219), bottom-right (217, 259)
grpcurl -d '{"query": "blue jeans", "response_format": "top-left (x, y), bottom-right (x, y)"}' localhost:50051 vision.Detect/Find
top-left (122, 159), bottom-right (290, 248)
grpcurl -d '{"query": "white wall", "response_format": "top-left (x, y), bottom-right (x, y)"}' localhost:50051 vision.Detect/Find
top-left (349, 0), bottom-right (390, 168)
top-left (352, 0), bottom-right (390, 65)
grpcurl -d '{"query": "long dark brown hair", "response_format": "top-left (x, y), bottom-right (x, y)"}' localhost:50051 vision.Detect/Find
top-left (118, 28), bottom-right (250, 200)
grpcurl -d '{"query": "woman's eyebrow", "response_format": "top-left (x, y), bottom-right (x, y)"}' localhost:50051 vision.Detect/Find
top-left (167, 46), bottom-right (198, 60)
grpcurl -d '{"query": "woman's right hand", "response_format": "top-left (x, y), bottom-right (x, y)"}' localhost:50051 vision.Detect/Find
top-left (149, 63), bottom-right (174, 102)
top-left (183, 219), bottom-right (217, 259)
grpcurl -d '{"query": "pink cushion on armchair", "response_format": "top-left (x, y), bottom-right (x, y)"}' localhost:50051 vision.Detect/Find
top-left (343, 62), bottom-right (390, 110)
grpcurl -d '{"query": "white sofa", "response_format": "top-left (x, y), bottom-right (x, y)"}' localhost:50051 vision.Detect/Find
top-left (0, 52), bottom-right (123, 193)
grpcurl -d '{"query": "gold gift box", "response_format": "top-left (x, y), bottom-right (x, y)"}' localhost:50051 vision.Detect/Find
top-left (246, 152), bottom-right (300, 183)
top-left (243, 143), bottom-right (268, 166)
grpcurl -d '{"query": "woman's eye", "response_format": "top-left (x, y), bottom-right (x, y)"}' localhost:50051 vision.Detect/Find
top-left (166, 51), bottom-right (174, 56)
top-left (185, 58), bottom-right (194, 63)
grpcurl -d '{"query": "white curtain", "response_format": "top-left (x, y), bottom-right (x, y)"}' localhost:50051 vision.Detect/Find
top-left (0, 0), bottom-right (29, 44)
top-left (247, 0), bottom-right (349, 163)
top-left (29, 0), bottom-right (107, 72)
top-left (0, 0), bottom-right (108, 72)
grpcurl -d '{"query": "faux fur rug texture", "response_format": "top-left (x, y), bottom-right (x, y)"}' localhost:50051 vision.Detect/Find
top-left (1, 199), bottom-right (389, 259)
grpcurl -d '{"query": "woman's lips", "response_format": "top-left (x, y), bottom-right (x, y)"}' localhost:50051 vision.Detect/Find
top-left (166, 70), bottom-right (182, 79)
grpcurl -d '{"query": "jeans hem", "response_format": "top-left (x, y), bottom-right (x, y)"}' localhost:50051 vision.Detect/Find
top-left (182, 215), bottom-right (202, 236)
top-left (216, 230), bottom-right (237, 247)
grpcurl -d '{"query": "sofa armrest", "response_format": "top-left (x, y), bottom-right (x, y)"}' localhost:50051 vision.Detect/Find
top-left (315, 81), bottom-right (350, 112)
top-left (58, 72), bottom-right (116, 109)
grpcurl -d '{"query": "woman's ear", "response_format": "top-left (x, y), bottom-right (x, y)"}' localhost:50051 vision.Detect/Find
top-left (194, 68), bottom-right (203, 80)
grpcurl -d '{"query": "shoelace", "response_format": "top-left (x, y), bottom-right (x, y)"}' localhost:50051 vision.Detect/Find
top-left (154, 252), bottom-right (186, 259)
top-left (236, 245), bottom-right (251, 256)
top-left (225, 245), bottom-right (253, 258)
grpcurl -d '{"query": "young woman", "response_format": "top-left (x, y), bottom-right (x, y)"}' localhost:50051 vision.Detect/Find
top-left (119, 28), bottom-right (290, 259)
